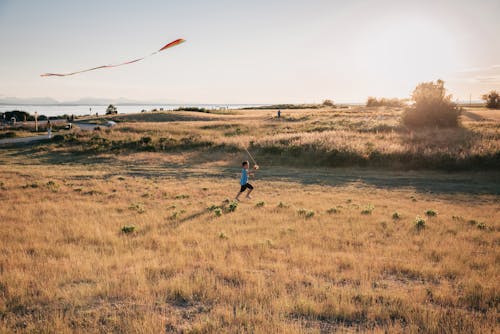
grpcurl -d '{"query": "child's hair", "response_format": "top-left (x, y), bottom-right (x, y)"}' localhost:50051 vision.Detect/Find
top-left (242, 161), bottom-right (249, 167)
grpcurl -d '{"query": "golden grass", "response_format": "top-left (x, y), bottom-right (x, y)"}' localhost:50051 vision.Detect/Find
top-left (0, 107), bottom-right (499, 332)
top-left (0, 154), bottom-right (498, 333)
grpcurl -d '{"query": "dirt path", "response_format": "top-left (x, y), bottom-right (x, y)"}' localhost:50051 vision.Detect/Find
top-left (0, 134), bottom-right (49, 145)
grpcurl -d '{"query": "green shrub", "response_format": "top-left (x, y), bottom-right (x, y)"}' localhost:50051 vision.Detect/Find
top-left (327, 208), bottom-right (340, 214)
top-left (228, 201), bottom-right (238, 212)
top-left (219, 232), bottom-right (228, 239)
top-left (214, 208), bottom-right (222, 217)
top-left (207, 204), bottom-right (220, 211)
top-left (175, 194), bottom-right (190, 199)
top-left (392, 212), bottom-right (401, 220)
top-left (414, 216), bottom-right (426, 230)
top-left (425, 209), bottom-right (437, 217)
top-left (256, 201), bottom-right (265, 207)
top-left (361, 204), bottom-right (374, 215)
top-left (121, 225), bottom-right (135, 234)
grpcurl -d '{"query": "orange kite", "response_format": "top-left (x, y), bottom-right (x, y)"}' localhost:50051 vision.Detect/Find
top-left (41, 38), bottom-right (185, 77)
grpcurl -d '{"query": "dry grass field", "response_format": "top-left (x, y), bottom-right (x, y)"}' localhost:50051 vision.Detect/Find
top-left (0, 107), bottom-right (499, 333)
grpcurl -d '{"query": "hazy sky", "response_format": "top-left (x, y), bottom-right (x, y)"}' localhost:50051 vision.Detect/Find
top-left (0, 0), bottom-right (499, 103)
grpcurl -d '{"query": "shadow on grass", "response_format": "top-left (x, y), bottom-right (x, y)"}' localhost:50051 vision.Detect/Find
top-left (2, 143), bottom-right (499, 196)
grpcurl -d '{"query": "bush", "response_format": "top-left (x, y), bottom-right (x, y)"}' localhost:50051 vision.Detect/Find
top-left (366, 97), bottom-right (404, 107)
top-left (174, 107), bottom-right (207, 113)
top-left (121, 225), bottom-right (136, 234)
top-left (402, 80), bottom-right (461, 128)
top-left (414, 216), bottom-right (426, 230)
top-left (392, 212), bottom-right (401, 220)
top-left (361, 204), bottom-right (374, 215)
top-left (482, 90), bottom-right (499, 109)
top-left (228, 201), bottom-right (238, 212)
top-left (322, 99), bottom-right (335, 107)
top-left (425, 209), bottom-right (437, 217)
top-left (214, 208), bottom-right (222, 217)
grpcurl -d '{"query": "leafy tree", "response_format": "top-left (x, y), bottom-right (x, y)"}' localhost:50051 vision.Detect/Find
top-left (402, 80), bottom-right (461, 128)
top-left (482, 90), bottom-right (499, 109)
top-left (105, 104), bottom-right (118, 115)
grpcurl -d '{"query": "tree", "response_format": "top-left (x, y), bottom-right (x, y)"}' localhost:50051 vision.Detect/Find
top-left (482, 90), bottom-right (499, 109)
top-left (402, 80), bottom-right (461, 128)
top-left (322, 99), bottom-right (335, 107)
top-left (105, 104), bottom-right (118, 115)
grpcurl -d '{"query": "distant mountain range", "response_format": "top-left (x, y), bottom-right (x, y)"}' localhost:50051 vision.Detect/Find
top-left (0, 96), bottom-right (183, 105)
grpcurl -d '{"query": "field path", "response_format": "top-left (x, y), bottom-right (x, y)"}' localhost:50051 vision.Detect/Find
top-left (0, 134), bottom-right (49, 145)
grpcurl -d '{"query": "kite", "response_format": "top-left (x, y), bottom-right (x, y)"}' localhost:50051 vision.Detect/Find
top-left (40, 38), bottom-right (185, 77)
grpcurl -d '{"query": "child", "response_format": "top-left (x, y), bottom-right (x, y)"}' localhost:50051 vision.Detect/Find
top-left (235, 161), bottom-right (255, 200)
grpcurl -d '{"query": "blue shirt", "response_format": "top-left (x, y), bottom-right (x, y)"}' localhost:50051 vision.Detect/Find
top-left (240, 168), bottom-right (248, 185)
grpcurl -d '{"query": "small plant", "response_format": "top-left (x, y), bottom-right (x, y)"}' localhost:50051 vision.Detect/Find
top-left (22, 183), bottom-right (39, 189)
top-left (392, 212), bottom-right (401, 220)
top-left (425, 209), bottom-right (437, 217)
top-left (207, 204), bottom-right (219, 211)
top-left (214, 208), bottom-right (222, 217)
top-left (277, 202), bottom-right (289, 208)
top-left (468, 220), bottom-right (477, 226)
top-left (361, 204), bottom-right (374, 215)
top-left (121, 225), bottom-right (136, 234)
top-left (452, 215), bottom-right (464, 222)
top-left (414, 216), bottom-right (426, 230)
top-left (327, 208), bottom-right (340, 214)
top-left (46, 181), bottom-right (59, 193)
top-left (129, 202), bottom-right (145, 214)
top-left (175, 194), bottom-right (190, 199)
top-left (256, 201), bottom-right (265, 207)
top-left (477, 222), bottom-right (487, 230)
top-left (298, 208), bottom-right (314, 219)
top-left (228, 201), bottom-right (238, 212)
top-left (169, 211), bottom-right (180, 220)
top-left (219, 232), bottom-right (228, 239)
top-left (0, 181), bottom-right (4, 190)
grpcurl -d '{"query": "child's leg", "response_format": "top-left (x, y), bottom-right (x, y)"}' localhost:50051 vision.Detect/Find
top-left (235, 185), bottom-right (245, 200)
top-left (245, 184), bottom-right (254, 198)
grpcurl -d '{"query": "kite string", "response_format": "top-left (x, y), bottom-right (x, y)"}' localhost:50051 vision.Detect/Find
top-left (243, 146), bottom-right (258, 166)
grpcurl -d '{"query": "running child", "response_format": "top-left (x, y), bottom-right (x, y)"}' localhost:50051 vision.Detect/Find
top-left (235, 161), bottom-right (255, 200)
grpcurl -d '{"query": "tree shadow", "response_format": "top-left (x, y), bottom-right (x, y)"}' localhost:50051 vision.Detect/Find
top-left (2, 144), bottom-right (499, 196)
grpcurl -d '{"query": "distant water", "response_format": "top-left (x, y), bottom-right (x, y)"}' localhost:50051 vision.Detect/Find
top-left (0, 104), bottom-right (265, 118)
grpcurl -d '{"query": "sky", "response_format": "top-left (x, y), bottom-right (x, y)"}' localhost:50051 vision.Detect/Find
top-left (0, 0), bottom-right (499, 103)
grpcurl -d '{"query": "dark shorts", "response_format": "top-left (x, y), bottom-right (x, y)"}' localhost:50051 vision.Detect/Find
top-left (240, 183), bottom-right (254, 192)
